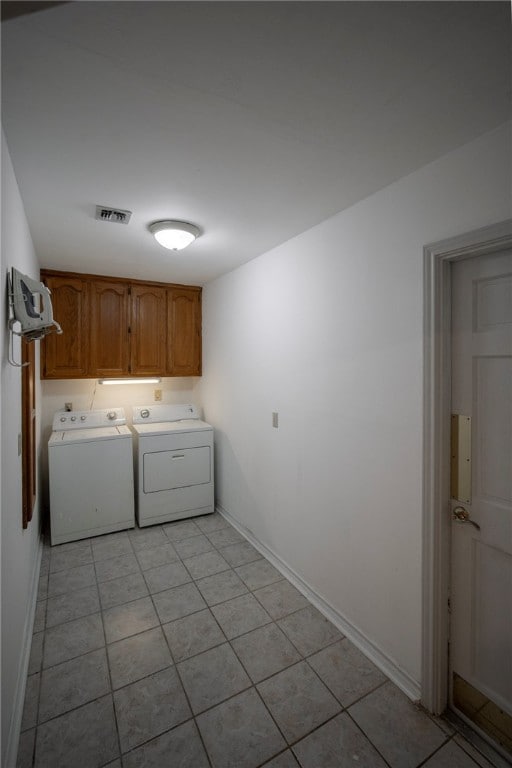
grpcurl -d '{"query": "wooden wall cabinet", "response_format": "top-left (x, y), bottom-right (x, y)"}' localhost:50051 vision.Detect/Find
top-left (130, 284), bottom-right (167, 375)
top-left (167, 287), bottom-right (202, 376)
top-left (90, 280), bottom-right (130, 377)
top-left (41, 270), bottom-right (201, 379)
top-left (42, 275), bottom-right (89, 378)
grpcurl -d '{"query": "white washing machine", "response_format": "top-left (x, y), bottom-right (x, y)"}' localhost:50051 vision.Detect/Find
top-left (48, 408), bottom-right (135, 545)
top-left (132, 403), bottom-right (214, 527)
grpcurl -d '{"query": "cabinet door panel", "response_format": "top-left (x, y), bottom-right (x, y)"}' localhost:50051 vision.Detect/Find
top-left (90, 281), bottom-right (130, 376)
top-left (42, 276), bottom-right (89, 378)
top-left (167, 287), bottom-right (202, 375)
top-left (131, 285), bottom-right (166, 374)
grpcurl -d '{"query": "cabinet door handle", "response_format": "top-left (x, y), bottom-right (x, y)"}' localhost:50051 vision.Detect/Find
top-left (171, 454), bottom-right (185, 460)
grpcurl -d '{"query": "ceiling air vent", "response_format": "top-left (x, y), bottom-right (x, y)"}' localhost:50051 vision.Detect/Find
top-left (95, 206), bottom-right (132, 224)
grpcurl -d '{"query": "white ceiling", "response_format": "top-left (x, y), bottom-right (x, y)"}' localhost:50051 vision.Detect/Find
top-left (2, 1), bottom-right (510, 286)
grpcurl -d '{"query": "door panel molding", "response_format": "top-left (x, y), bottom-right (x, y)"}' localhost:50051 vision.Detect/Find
top-left (422, 219), bottom-right (512, 715)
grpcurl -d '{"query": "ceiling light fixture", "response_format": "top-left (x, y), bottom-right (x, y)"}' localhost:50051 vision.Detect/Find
top-left (149, 220), bottom-right (201, 251)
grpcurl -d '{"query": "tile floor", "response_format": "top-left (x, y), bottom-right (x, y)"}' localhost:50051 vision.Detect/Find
top-left (17, 513), bottom-right (509, 768)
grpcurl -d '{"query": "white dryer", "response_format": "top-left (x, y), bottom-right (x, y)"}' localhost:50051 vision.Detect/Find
top-left (132, 404), bottom-right (214, 527)
top-left (48, 408), bottom-right (135, 545)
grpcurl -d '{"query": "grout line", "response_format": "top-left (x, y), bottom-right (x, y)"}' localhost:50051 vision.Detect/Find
top-left (254, 747), bottom-right (295, 768)
top-left (303, 654), bottom-right (348, 711)
top-left (99, 603), bottom-right (123, 765)
top-left (269, 710), bottom-right (351, 764)
top-left (251, 683), bottom-right (292, 756)
top-left (413, 735), bottom-right (463, 768)
top-left (161, 628), bottom-right (215, 767)
top-left (342, 708), bottom-right (396, 768)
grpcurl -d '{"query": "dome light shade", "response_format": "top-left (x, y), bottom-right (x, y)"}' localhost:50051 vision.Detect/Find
top-left (149, 220), bottom-right (200, 251)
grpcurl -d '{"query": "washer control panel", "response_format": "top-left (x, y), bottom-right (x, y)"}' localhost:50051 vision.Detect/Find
top-left (52, 408), bottom-right (127, 430)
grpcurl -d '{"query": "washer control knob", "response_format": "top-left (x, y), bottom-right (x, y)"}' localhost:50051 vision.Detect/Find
top-left (80, 415), bottom-right (86, 421)
top-left (140, 409), bottom-right (150, 419)
top-left (107, 411), bottom-right (117, 421)
top-left (70, 416), bottom-right (77, 422)
top-left (60, 416), bottom-right (66, 422)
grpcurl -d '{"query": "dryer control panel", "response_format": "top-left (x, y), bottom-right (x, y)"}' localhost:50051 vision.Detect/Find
top-left (132, 404), bottom-right (199, 424)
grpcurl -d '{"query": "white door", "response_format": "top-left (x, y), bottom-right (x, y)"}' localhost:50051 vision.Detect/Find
top-left (450, 249), bottom-right (512, 753)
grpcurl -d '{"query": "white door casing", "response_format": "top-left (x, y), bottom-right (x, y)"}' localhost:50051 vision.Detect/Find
top-left (450, 251), bottom-right (512, 719)
top-left (422, 219), bottom-right (512, 717)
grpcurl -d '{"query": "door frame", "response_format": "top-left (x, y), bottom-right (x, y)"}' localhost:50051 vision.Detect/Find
top-left (422, 218), bottom-right (512, 715)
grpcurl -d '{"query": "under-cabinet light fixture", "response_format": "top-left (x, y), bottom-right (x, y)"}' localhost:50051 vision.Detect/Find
top-left (98, 378), bottom-right (161, 385)
top-left (149, 220), bottom-right (200, 251)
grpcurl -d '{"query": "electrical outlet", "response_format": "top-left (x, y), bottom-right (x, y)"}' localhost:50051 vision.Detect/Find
top-left (154, 389), bottom-right (162, 402)
top-left (65, 402), bottom-right (72, 412)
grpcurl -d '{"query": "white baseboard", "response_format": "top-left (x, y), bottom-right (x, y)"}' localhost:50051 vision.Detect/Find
top-left (4, 536), bottom-right (43, 768)
top-left (217, 504), bottom-right (421, 703)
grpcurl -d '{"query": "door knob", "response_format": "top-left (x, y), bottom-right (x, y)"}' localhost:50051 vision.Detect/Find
top-left (452, 506), bottom-right (480, 531)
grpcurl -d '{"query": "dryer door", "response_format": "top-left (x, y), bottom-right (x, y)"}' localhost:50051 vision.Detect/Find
top-left (143, 446), bottom-right (211, 493)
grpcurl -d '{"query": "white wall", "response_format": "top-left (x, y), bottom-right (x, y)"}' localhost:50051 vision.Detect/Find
top-left (200, 122), bottom-right (512, 694)
top-left (1, 132), bottom-right (43, 766)
top-left (0, 135), bottom-right (201, 763)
